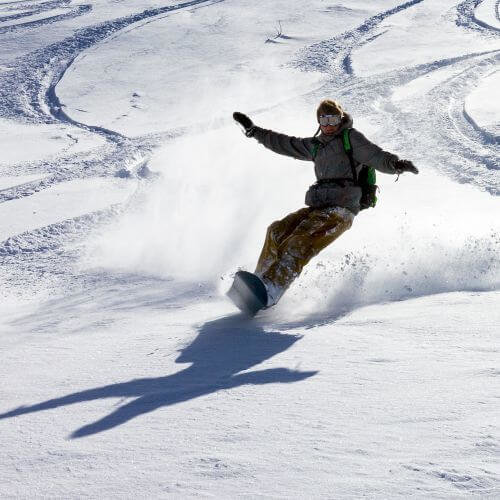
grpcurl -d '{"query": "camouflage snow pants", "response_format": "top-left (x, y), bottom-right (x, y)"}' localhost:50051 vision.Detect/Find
top-left (255, 206), bottom-right (353, 303)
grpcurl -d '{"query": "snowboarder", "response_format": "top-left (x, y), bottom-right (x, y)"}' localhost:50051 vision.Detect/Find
top-left (227, 99), bottom-right (418, 316)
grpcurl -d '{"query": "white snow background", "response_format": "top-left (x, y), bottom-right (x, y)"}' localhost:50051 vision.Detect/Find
top-left (0, 0), bottom-right (499, 497)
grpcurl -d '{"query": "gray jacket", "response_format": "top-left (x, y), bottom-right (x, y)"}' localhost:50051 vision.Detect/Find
top-left (252, 113), bottom-right (400, 214)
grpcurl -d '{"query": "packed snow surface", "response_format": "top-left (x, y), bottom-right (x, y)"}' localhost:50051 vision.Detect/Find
top-left (1, 0), bottom-right (499, 498)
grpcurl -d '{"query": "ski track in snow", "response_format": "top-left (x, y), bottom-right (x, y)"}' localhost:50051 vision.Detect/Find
top-left (0, 0), bottom-right (221, 125)
top-left (457, 0), bottom-right (500, 33)
top-left (291, 0), bottom-right (499, 194)
top-left (294, 0), bottom-right (426, 74)
top-left (0, 0), bottom-right (496, 303)
top-left (0, 3), bottom-right (91, 34)
top-left (0, 0), bottom-right (224, 265)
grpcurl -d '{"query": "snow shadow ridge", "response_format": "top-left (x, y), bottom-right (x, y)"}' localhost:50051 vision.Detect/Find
top-left (0, 316), bottom-right (317, 438)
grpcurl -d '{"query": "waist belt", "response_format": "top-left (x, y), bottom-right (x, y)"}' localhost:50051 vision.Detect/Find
top-left (315, 178), bottom-right (356, 188)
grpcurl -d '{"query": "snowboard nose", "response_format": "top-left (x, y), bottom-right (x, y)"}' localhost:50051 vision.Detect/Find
top-left (226, 271), bottom-right (268, 317)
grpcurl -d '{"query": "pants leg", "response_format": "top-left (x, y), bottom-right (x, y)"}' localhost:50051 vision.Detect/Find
top-left (260, 208), bottom-right (353, 302)
top-left (255, 207), bottom-right (311, 278)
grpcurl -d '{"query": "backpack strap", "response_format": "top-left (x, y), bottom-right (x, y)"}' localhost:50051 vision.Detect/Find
top-left (312, 129), bottom-right (357, 184)
top-left (310, 137), bottom-right (321, 160)
top-left (341, 128), bottom-right (358, 184)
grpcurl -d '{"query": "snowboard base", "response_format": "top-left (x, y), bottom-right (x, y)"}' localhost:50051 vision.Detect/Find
top-left (226, 271), bottom-right (268, 317)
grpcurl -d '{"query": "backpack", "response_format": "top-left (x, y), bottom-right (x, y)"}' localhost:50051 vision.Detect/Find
top-left (311, 128), bottom-right (378, 210)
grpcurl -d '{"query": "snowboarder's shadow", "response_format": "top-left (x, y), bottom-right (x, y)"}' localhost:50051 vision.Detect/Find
top-left (0, 315), bottom-right (316, 438)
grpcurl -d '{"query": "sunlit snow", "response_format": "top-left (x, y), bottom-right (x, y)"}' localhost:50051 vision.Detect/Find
top-left (1, 0), bottom-right (499, 497)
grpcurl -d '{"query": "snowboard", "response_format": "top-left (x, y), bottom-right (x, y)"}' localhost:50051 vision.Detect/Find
top-left (226, 271), bottom-right (268, 317)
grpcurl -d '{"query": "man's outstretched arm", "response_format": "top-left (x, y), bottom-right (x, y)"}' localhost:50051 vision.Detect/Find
top-left (233, 112), bottom-right (314, 162)
top-left (350, 128), bottom-right (419, 176)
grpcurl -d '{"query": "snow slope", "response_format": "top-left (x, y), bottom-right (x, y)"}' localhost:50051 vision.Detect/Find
top-left (1, 0), bottom-right (499, 497)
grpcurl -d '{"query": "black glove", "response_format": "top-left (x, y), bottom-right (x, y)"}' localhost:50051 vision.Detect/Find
top-left (233, 112), bottom-right (255, 137)
top-left (395, 159), bottom-right (419, 175)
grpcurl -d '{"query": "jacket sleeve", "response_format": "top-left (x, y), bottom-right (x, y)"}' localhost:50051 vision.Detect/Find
top-left (350, 128), bottom-right (399, 174)
top-left (252, 126), bottom-right (314, 161)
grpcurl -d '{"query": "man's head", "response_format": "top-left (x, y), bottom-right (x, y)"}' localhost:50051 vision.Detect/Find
top-left (317, 99), bottom-right (344, 135)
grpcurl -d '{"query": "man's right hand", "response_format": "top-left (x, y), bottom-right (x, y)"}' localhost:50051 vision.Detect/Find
top-left (233, 112), bottom-right (255, 136)
top-left (395, 159), bottom-right (419, 175)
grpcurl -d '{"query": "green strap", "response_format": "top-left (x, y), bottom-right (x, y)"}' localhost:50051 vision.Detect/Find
top-left (342, 128), bottom-right (357, 183)
top-left (311, 141), bottom-right (320, 159)
top-left (342, 128), bottom-right (352, 152)
top-left (312, 130), bottom-right (350, 159)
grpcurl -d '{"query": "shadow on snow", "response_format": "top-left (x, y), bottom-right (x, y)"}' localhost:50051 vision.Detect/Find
top-left (0, 314), bottom-right (317, 438)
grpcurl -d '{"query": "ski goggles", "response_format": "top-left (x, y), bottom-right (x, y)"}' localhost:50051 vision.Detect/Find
top-left (318, 114), bottom-right (343, 126)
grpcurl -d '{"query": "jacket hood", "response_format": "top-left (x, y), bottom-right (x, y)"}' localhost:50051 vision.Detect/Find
top-left (317, 112), bottom-right (353, 143)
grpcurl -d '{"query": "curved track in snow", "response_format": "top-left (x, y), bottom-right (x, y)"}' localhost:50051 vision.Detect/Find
top-left (291, 0), bottom-right (499, 194)
top-left (0, 4), bottom-right (499, 496)
top-left (294, 0), bottom-right (425, 75)
top-left (0, 0), bottom-right (223, 223)
top-left (0, 3), bottom-right (91, 34)
top-left (0, 0), bottom-right (224, 198)
top-left (0, 0), bottom-right (226, 297)
top-left (457, 0), bottom-right (500, 33)
top-left (0, 0), bottom-right (220, 125)
top-left (0, 0), bottom-right (498, 297)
